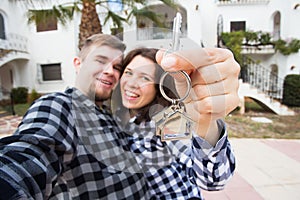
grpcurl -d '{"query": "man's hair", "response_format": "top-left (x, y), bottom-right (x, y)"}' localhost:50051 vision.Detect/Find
top-left (79, 34), bottom-right (126, 61)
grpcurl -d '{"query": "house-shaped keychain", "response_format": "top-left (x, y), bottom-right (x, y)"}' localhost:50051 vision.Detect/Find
top-left (160, 107), bottom-right (193, 141)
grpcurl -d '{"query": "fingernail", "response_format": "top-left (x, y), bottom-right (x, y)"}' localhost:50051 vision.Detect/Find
top-left (161, 56), bottom-right (177, 68)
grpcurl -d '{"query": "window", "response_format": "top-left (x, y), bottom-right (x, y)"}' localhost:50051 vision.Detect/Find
top-left (36, 15), bottom-right (57, 32)
top-left (0, 13), bottom-right (6, 39)
top-left (230, 21), bottom-right (246, 32)
top-left (41, 63), bottom-right (62, 81)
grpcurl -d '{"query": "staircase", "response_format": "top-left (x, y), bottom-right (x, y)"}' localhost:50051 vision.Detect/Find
top-left (238, 81), bottom-right (295, 115)
top-left (238, 57), bottom-right (295, 116)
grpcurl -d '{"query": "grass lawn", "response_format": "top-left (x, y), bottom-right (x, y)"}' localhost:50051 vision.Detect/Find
top-left (0, 103), bottom-right (30, 116)
top-left (226, 100), bottom-right (300, 139)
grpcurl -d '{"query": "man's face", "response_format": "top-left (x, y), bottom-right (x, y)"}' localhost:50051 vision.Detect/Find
top-left (74, 45), bottom-right (123, 103)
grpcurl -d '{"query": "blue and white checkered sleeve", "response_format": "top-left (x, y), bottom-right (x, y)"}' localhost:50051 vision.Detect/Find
top-left (191, 119), bottom-right (236, 191)
top-left (0, 93), bottom-right (76, 199)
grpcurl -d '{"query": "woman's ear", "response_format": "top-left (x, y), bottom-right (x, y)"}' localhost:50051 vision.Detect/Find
top-left (73, 57), bottom-right (81, 74)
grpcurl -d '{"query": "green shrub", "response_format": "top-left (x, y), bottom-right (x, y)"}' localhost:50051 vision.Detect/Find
top-left (282, 74), bottom-right (300, 106)
top-left (28, 89), bottom-right (41, 104)
top-left (11, 87), bottom-right (28, 104)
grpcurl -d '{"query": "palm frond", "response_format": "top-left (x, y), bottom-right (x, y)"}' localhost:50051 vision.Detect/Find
top-left (128, 7), bottom-right (165, 28)
top-left (103, 10), bottom-right (127, 28)
top-left (27, 5), bottom-right (75, 26)
top-left (158, 0), bottom-right (179, 10)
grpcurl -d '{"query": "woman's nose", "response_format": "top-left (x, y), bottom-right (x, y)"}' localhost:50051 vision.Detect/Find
top-left (126, 76), bottom-right (139, 88)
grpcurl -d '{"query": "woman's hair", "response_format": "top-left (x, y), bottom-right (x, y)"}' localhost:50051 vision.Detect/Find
top-left (119, 47), bottom-right (179, 124)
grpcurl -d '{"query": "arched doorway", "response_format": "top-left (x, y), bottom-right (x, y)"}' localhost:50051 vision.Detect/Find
top-left (273, 11), bottom-right (281, 40)
top-left (217, 15), bottom-right (223, 47)
top-left (0, 13), bottom-right (5, 40)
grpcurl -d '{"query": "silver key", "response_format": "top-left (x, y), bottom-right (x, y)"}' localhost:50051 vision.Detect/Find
top-left (152, 13), bottom-right (193, 141)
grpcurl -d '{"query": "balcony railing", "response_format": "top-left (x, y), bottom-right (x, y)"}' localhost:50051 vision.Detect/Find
top-left (0, 33), bottom-right (28, 64)
top-left (241, 44), bottom-right (275, 54)
top-left (217, 0), bottom-right (270, 5)
top-left (0, 33), bottom-right (28, 53)
top-left (137, 27), bottom-right (173, 41)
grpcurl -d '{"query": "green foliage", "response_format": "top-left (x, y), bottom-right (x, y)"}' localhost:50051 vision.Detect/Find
top-left (282, 74), bottom-right (300, 107)
top-left (274, 39), bottom-right (300, 55)
top-left (27, 6), bottom-right (73, 26)
top-left (221, 31), bottom-right (300, 65)
top-left (19, 0), bottom-right (179, 31)
top-left (244, 31), bottom-right (258, 44)
top-left (13, 103), bottom-right (31, 116)
top-left (11, 87), bottom-right (28, 104)
top-left (259, 32), bottom-right (272, 45)
top-left (28, 89), bottom-right (42, 104)
top-left (221, 31), bottom-right (244, 63)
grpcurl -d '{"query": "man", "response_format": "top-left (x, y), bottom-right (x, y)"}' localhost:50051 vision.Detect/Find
top-left (0, 33), bottom-right (240, 199)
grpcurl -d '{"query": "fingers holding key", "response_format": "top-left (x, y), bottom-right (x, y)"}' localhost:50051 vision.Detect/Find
top-left (156, 47), bottom-right (241, 144)
top-left (156, 48), bottom-right (236, 74)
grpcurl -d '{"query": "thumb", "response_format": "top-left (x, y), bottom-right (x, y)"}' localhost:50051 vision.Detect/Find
top-left (156, 49), bottom-right (193, 74)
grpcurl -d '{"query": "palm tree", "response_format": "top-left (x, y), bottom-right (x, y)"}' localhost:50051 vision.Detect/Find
top-left (11, 0), bottom-right (178, 49)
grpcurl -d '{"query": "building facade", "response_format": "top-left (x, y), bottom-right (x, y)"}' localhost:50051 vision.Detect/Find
top-left (0, 0), bottom-right (299, 105)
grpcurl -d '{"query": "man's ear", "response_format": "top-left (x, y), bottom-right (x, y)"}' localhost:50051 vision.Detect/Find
top-left (73, 57), bottom-right (81, 74)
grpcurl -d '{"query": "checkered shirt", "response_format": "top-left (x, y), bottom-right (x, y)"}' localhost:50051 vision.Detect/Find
top-left (0, 88), bottom-right (149, 200)
top-left (114, 112), bottom-right (236, 200)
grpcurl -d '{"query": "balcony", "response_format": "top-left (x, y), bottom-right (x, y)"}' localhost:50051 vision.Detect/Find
top-left (137, 27), bottom-right (173, 41)
top-left (241, 44), bottom-right (275, 55)
top-left (0, 33), bottom-right (29, 66)
top-left (217, 0), bottom-right (270, 6)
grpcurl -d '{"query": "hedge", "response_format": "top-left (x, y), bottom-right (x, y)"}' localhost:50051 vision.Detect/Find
top-left (282, 74), bottom-right (300, 106)
top-left (11, 87), bottom-right (28, 104)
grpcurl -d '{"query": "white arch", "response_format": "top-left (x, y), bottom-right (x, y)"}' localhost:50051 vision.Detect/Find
top-left (272, 11), bottom-right (281, 40)
top-left (0, 9), bottom-right (8, 40)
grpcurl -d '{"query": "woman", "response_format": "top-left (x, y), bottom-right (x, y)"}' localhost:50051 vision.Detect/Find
top-left (111, 47), bottom-right (235, 199)
top-left (113, 47), bottom-right (178, 125)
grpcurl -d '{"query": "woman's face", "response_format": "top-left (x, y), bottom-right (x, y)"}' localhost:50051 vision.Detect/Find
top-left (120, 55), bottom-right (157, 114)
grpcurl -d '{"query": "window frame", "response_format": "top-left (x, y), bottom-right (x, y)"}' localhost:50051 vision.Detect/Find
top-left (36, 15), bottom-right (58, 32)
top-left (39, 63), bottom-right (63, 82)
top-left (230, 21), bottom-right (246, 32)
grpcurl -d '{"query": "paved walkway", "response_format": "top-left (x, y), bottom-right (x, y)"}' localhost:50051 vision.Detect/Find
top-left (0, 114), bottom-right (22, 137)
top-left (203, 138), bottom-right (300, 200)
top-left (0, 115), bottom-right (300, 199)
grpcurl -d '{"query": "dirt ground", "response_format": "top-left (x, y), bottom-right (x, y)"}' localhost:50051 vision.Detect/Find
top-left (225, 109), bottom-right (300, 139)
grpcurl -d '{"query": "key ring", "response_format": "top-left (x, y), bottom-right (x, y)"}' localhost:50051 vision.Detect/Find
top-left (159, 70), bottom-right (191, 103)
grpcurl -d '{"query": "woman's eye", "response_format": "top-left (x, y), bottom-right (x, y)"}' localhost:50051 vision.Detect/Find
top-left (142, 76), bottom-right (151, 81)
top-left (124, 71), bottom-right (132, 75)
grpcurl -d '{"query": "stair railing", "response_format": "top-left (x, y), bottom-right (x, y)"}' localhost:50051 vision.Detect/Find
top-left (239, 56), bottom-right (285, 102)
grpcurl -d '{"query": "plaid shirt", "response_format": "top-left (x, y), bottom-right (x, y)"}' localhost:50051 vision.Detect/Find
top-left (114, 111), bottom-right (236, 200)
top-left (0, 88), bottom-right (149, 200)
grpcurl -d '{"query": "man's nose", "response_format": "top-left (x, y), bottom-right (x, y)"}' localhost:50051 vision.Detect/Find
top-left (103, 63), bottom-right (114, 74)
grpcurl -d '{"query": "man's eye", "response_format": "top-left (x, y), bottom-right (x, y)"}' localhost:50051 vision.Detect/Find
top-left (113, 65), bottom-right (123, 72)
top-left (96, 59), bottom-right (106, 64)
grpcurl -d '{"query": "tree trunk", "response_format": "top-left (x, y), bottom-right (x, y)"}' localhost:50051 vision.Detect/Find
top-left (78, 0), bottom-right (102, 50)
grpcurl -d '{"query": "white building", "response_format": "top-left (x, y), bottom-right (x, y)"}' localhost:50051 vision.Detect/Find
top-left (0, 0), bottom-right (299, 114)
